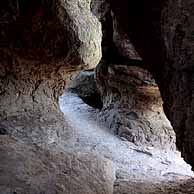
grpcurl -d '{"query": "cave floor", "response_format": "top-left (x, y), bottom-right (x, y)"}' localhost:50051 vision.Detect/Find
top-left (59, 91), bottom-right (194, 194)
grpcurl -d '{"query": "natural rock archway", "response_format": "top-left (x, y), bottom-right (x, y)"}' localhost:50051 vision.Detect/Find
top-left (1, 0), bottom-right (194, 193)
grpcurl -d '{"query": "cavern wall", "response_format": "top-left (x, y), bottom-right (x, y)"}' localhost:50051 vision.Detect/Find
top-left (110, 0), bottom-right (194, 168)
top-left (96, 64), bottom-right (175, 149)
top-left (91, 0), bottom-right (175, 149)
top-left (0, 0), bottom-right (102, 147)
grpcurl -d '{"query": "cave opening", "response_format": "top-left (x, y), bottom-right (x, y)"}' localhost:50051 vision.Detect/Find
top-left (1, 0), bottom-right (194, 193)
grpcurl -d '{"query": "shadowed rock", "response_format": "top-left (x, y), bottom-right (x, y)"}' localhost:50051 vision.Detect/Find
top-left (109, 0), bottom-right (194, 168)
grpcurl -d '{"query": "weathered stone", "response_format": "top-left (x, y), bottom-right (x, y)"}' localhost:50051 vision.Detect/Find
top-left (0, 0), bottom-right (102, 115)
top-left (112, 11), bottom-right (141, 61)
top-left (1, 2), bottom-right (194, 193)
top-left (91, 0), bottom-right (113, 61)
top-left (114, 178), bottom-right (194, 194)
top-left (96, 64), bottom-right (176, 149)
top-left (110, 0), bottom-right (194, 168)
top-left (0, 136), bottom-right (115, 194)
top-left (160, 0), bottom-right (194, 169)
top-left (0, 0), bottom-right (102, 147)
top-left (0, 0), bottom-right (102, 69)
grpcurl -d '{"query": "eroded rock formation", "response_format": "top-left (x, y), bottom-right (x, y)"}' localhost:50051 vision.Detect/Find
top-left (66, 63), bottom-right (175, 149)
top-left (110, 0), bottom-right (194, 168)
top-left (90, 0), bottom-right (175, 149)
top-left (0, 1), bottom-right (115, 193)
top-left (1, 0), bottom-right (194, 193)
top-left (96, 64), bottom-right (175, 149)
top-left (0, 0), bottom-right (102, 146)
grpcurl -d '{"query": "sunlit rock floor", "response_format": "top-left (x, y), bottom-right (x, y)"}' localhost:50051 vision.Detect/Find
top-left (59, 91), bottom-right (194, 194)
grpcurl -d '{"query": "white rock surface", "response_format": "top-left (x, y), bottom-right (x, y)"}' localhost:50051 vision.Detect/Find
top-left (59, 91), bottom-right (194, 193)
top-left (59, 92), bottom-right (194, 181)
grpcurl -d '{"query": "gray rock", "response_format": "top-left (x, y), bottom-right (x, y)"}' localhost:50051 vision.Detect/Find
top-left (0, 136), bottom-right (115, 194)
top-left (114, 178), bottom-right (194, 194)
top-left (110, 0), bottom-right (194, 168)
top-left (0, 0), bottom-right (102, 147)
top-left (96, 65), bottom-right (176, 150)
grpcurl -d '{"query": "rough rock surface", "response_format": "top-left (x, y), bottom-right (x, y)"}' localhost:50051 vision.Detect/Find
top-left (0, 0), bottom-right (102, 69)
top-left (91, 0), bottom-right (175, 149)
top-left (0, 136), bottom-right (115, 194)
top-left (1, 0), bottom-right (194, 193)
top-left (0, 0), bottom-right (102, 146)
top-left (91, 0), bottom-right (111, 60)
top-left (96, 64), bottom-right (175, 149)
top-left (114, 178), bottom-right (194, 194)
top-left (111, 11), bottom-right (141, 61)
top-left (160, 1), bottom-right (194, 169)
top-left (59, 91), bottom-right (194, 194)
top-left (0, 1), bottom-right (105, 193)
top-left (110, 0), bottom-right (194, 168)
top-left (67, 70), bottom-right (102, 109)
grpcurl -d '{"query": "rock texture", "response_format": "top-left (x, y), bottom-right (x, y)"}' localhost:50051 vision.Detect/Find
top-left (0, 136), bottom-right (115, 194)
top-left (91, 0), bottom-right (111, 60)
top-left (114, 178), bottom-right (194, 194)
top-left (67, 70), bottom-right (102, 109)
top-left (110, 0), bottom-right (194, 168)
top-left (90, 0), bottom-right (175, 149)
top-left (0, 0), bottom-right (102, 146)
top-left (96, 64), bottom-right (175, 149)
top-left (0, 0), bottom-right (102, 69)
top-left (160, 1), bottom-right (194, 170)
top-left (59, 91), bottom-right (194, 194)
top-left (0, 1), bottom-right (106, 193)
top-left (1, 0), bottom-right (194, 193)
